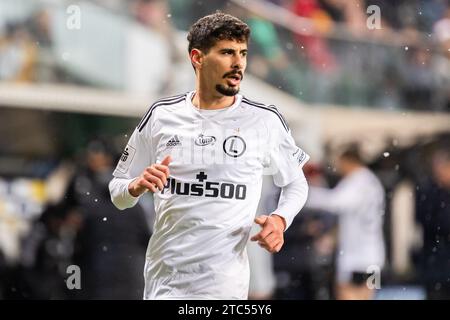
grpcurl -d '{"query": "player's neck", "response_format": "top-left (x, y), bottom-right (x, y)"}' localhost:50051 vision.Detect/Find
top-left (192, 89), bottom-right (235, 110)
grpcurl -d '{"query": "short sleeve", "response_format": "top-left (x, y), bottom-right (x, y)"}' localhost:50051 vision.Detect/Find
top-left (266, 113), bottom-right (310, 188)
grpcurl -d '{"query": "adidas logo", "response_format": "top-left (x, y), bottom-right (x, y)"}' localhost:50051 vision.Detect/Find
top-left (166, 135), bottom-right (182, 147)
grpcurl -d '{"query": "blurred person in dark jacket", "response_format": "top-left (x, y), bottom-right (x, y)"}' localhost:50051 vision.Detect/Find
top-left (66, 138), bottom-right (151, 299)
top-left (17, 202), bottom-right (78, 299)
top-left (416, 144), bottom-right (450, 300)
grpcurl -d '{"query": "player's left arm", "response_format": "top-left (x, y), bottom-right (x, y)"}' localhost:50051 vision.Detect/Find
top-left (251, 107), bottom-right (310, 253)
top-left (250, 171), bottom-right (308, 253)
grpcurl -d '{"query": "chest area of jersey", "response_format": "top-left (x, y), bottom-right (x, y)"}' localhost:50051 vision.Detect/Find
top-left (152, 117), bottom-right (268, 182)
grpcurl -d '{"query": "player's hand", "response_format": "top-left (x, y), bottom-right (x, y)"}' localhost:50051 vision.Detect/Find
top-left (128, 155), bottom-right (171, 197)
top-left (250, 214), bottom-right (286, 253)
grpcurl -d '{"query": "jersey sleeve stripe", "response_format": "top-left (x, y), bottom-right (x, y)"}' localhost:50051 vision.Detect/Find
top-left (267, 104), bottom-right (290, 131)
top-left (136, 93), bottom-right (186, 129)
top-left (242, 98), bottom-right (290, 132)
top-left (138, 95), bottom-right (186, 132)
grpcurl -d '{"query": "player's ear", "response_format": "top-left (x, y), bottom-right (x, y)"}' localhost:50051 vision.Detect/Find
top-left (190, 49), bottom-right (203, 69)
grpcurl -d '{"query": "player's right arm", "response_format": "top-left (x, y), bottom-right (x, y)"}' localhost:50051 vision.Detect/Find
top-left (109, 125), bottom-right (170, 210)
top-left (127, 155), bottom-right (171, 197)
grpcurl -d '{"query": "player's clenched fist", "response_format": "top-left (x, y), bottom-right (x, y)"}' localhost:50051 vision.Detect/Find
top-left (250, 214), bottom-right (286, 253)
top-left (128, 155), bottom-right (172, 197)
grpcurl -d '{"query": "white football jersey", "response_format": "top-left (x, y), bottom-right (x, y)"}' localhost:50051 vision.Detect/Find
top-left (307, 167), bottom-right (386, 282)
top-left (110, 91), bottom-right (309, 299)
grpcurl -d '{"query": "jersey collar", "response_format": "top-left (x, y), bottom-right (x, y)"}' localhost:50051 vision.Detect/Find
top-left (185, 91), bottom-right (242, 121)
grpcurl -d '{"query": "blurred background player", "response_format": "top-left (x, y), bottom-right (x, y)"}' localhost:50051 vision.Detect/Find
top-left (306, 145), bottom-right (386, 300)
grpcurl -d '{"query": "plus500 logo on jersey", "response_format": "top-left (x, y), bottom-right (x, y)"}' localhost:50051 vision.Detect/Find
top-left (161, 173), bottom-right (246, 200)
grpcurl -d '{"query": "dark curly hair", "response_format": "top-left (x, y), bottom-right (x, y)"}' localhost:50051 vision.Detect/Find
top-left (187, 12), bottom-right (250, 54)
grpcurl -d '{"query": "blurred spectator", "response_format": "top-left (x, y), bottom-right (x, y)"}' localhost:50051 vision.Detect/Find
top-left (127, 0), bottom-right (187, 96)
top-left (288, 0), bottom-right (339, 103)
top-left (25, 9), bottom-right (53, 49)
top-left (432, 3), bottom-right (450, 111)
top-left (0, 22), bottom-right (37, 82)
top-left (18, 138), bottom-right (151, 299)
top-left (132, 0), bottom-right (173, 35)
top-left (400, 47), bottom-right (435, 111)
top-left (433, 3), bottom-right (450, 44)
top-left (16, 202), bottom-right (78, 299)
top-left (306, 145), bottom-right (386, 300)
top-left (415, 143), bottom-right (450, 299)
top-left (65, 138), bottom-right (151, 299)
top-left (245, 13), bottom-right (304, 98)
top-left (291, 0), bottom-right (338, 73)
top-left (25, 8), bottom-right (60, 83)
top-left (320, 0), bottom-right (366, 36)
top-left (168, 0), bottom-right (227, 30)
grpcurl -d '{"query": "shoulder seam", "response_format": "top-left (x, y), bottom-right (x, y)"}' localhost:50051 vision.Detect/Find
top-left (136, 93), bottom-right (185, 129)
top-left (242, 97), bottom-right (289, 132)
top-left (137, 94), bottom-right (186, 132)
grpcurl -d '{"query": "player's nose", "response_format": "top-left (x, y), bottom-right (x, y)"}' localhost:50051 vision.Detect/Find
top-left (231, 55), bottom-right (245, 70)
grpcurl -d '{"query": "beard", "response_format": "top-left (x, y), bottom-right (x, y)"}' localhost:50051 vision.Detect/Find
top-left (215, 84), bottom-right (240, 96)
